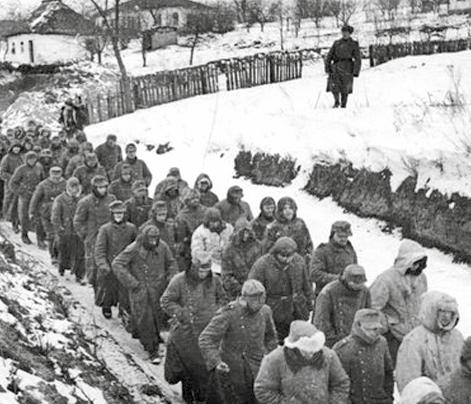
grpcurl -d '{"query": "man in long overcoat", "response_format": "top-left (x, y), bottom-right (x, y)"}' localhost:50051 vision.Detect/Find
top-left (113, 224), bottom-right (178, 363)
top-left (325, 25), bottom-right (362, 108)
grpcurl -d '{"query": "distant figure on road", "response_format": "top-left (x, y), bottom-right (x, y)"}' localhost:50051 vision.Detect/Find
top-left (325, 25), bottom-right (362, 109)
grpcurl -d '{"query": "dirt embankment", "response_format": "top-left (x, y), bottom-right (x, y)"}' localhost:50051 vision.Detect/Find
top-left (235, 151), bottom-right (471, 263)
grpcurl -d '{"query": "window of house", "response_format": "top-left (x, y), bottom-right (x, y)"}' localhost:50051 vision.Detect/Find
top-left (11, 42), bottom-right (15, 54)
top-left (20, 42), bottom-right (24, 53)
top-left (172, 12), bottom-right (179, 26)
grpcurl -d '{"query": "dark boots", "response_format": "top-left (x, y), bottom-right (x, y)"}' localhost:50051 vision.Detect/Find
top-left (333, 93), bottom-right (340, 108)
top-left (341, 93), bottom-right (348, 108)
top-left (21, 233), bottom-right (32, 245)
top-left (333, 93), bottom-right (349, 108)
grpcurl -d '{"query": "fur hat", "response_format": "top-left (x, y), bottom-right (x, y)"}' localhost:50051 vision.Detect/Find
top-left (241, 279), bottom-right (265, 296)
top-left (25, 151), bottom-right (38, 161)
top-left (341, 25), bottom-right (354, 34)
top-left (192, 249), bottom-right (212, 266)
top-left (342, 264), bottom-right (367, 283)
top-left (331, 220), bottom-right (352, 236)
top-left (125, 143), bottom-right (137, 152)
top-left (91, 175), bottom-right (108, 187)
top-left (284, 321), bottom-right (325, 354)
top-left (107, 134), bottom-right (117, 141)
top-left (271, 236), bottom-right (297, 254)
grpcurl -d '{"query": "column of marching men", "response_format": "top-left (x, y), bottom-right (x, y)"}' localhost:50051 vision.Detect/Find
top-left (0, 122), bottom-right (469, 404)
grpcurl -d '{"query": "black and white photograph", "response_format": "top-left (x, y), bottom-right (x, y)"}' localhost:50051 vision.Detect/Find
top-left (0, 0), bottom-right (470, 402)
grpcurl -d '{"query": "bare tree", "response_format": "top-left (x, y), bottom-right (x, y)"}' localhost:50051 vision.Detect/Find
top-left (232, 0), bottom-right (249, 22)
top-left (89, 0), bottom-right (132, 111)
top-left (375, 0), bottom-right (402, 21)
top-left (297, 0), bottom-right (329, 28)
top-left (183, 10), bottom-right (214, 65)
top-left (247, 0), bottom-right (277, 32)
top-left (327, 0), bottom-right (358, 27)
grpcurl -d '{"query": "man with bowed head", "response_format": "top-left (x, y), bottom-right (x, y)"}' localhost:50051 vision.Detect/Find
top-left (254, 320), bottom-right (350, 404)
top-left (314, 264), bottom-right (370, 348)
top-left (334, 309), bottom-right (394, 404)
top-left (249, 236), bottom-right (313, 342)
top-left (199, 279), bottom-right (278, 404)
top-left (113, 224), bottom-right (178, 364)
top-left (161, 250), bottom-right (227, 403)
top-left (370, 239), bottom-right (428, 365)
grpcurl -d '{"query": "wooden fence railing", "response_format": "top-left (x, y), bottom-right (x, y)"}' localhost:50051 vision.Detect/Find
top-left (369, 38), bottom-right (471, 67)
top-left (86, 49), bottom-right (306, 124)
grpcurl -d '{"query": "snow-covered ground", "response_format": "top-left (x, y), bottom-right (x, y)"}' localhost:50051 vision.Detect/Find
top-left (85, 50), bottom-right (471, 338)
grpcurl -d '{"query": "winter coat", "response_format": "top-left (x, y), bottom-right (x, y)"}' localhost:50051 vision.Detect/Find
top-left (221, 220), bottom-right (262, 299)
top-left (396, 291), bottom-right (464, 392)
top-left (65, 154), bottom-right (84, 178)
top-left (73, 164), bottom-right (107, 195)
top-left (161, 267), bottom-right (227, 390)
top-left (94, 142), bottom-right (123, 176)
top-left (140, 217), bottom-right (177, 253)
top-left (113, 157), bottom-right (152, 187)
top-left (51, 191), bottom-right (81, 236)
top-left (112, 235), bottom-right (178, 353)
top-left (191, 222), bottom-right (234, 274)
top-left (175, 204), bottom-right (207, 261)
top-left (215, 189), bottom-right (254, 226)
top-left (269, 197), bottom-right (313, 257)
top-left (108, 178), bottom-right (133, 202)
top-left (325, 38), bottom-right (361, 95)
top-left (73, 193), bottom-right (116, 242)
top-left (29, 178), bottom-right (67, 232)
top-left (194, 174), bottom-right (219, 207)
top-left (370, 240), bottom-right (428, 341)
top-left (0, 150), bottom-right (23, 185)
top-left (124, 196), bottom-right (153, 228)
top-left (254, 346), bottom-right (350, 404)
top-left (249, 250), bottom-right (313, 332)
top-left (199, 301), bottom-right (278, 404)
top-left (153, 178), bottom-right (182, 218)
top-left (155, 177), bottom-right (189, 199)
top-left (334, 335), bottom-right (394, 404)
top-left (94, 220), bottom-right (137, 307)
top-left (252, 214), bottom-right (275, 242)
top-left (442, 366), bottom-right (471, 404)
top-left (314, 279), bottom-right (370, 347)
top-left (9, 163), bottom-right (45, 197)
top-left (310, 240), bottom-right (358, 293)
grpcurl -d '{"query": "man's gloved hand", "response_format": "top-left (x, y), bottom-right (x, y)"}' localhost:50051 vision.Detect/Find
top-left (216, 361), bottom-right (230, 373)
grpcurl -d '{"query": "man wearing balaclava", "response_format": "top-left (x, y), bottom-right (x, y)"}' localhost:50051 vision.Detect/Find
top-left (199, 279), bottom-right (278, 404)
top-left (112, 143), bottom-right (152, 186)
top-left (73, 152), bottom-right (107, 195)
top-left (108, 163), bottom-right (134, 202)
top-left (9, 151), bottom-right (45, 244)
top-left (95, 200), bottom-right (137, 320)
top-left (249, 236), bottom-right (313, 342)
top-left (113, 224), bottom-right (178, 364)
top-left (222, 218), bottom-right (262, 299)
top-left (74, 175), bottom-right (116, 287)
top-left (251, 196), bottom-right (276, 241)
top-left (314, 264), bottom-right (371, 348)
top-left (194, 173), bottom-right (219, 208)
top-left (255, 320), bottom-right (349, 403)
top-left (140, 200), bottom-right (177, 253)
top-left (334, 309), bottom-right (394, 404)
top-left (370, 239), bottom-right (428, 366)
top-left (443, 336), bottom-right (471, 403)
top-left (51, 177), bottom-right (85, 282)
top-left (124, 180), bottom-right (153, 229)
top-left (161, 250), bottom-right (227, 403)
top-left (396, 291), bottom-right (464, 392)
top-left (29, 166), bottom-right (67, 258)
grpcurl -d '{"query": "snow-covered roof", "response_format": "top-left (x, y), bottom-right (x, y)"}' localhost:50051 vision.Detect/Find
top-left (0, 19), bottom-right (29, 39)
top-left (5, 0), bottom-right (97, 38)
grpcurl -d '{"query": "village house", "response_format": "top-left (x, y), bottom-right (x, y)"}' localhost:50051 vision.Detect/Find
top-left (95, 0), bottom-right (213, 33)
top-left (448, 0), bottom-right (471, 13)
top-left (3, 0), bottom-right (97, 65)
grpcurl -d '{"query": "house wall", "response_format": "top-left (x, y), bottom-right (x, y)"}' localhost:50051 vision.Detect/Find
top-left (449, 0), bottom-right (471, 11)
top-left (6, 33), bottom-right (89, 65)
top-left (150, 29), bottom-right (178, 49)
top-left (96, 6), bottom-right (195, 31)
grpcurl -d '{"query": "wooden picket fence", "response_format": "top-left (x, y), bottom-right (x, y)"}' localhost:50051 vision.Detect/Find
top-left (369, 38), bottom-right (471, 67)
top-left (86, 49), bottom-right (306, 124)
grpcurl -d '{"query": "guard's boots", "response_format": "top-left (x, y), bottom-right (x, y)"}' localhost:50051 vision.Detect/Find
top-left (341, 93), bottom-right (348, 108)
top-left (333, 93), bottom-right (340, 108)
